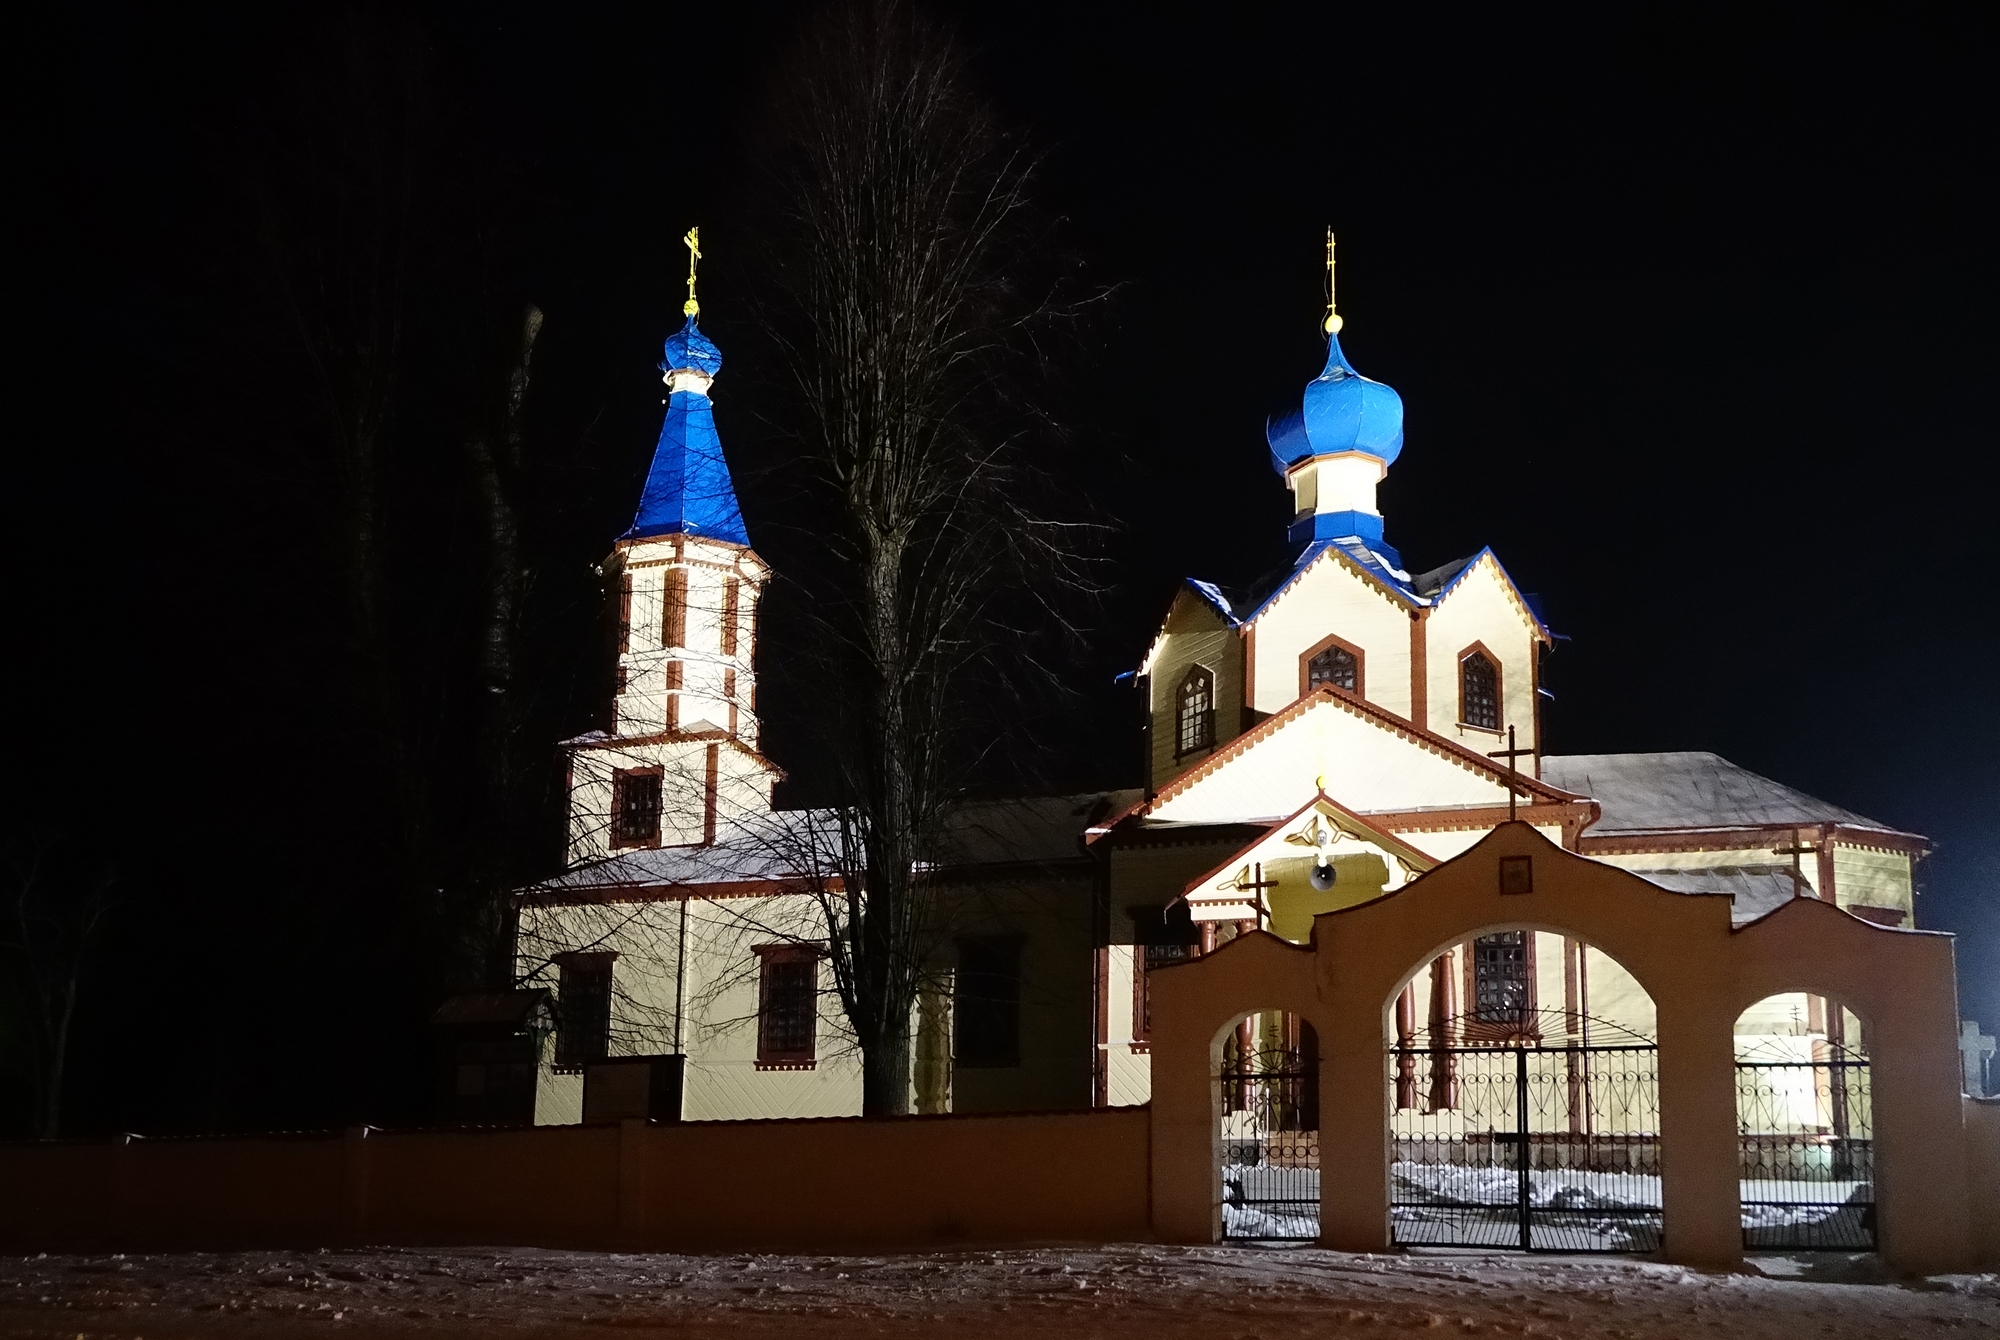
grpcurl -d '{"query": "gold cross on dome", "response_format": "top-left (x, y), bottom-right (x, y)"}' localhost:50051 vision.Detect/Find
top-left (1323, 227), bottom-right (1343, 335)
top-left (683, 226), bottom-right (703, 318)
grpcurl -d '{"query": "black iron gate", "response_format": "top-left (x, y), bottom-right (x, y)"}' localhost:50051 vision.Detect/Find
top-left (1218, 1020), bottom-right (1319, 1242)
top-left (1389, 1014), bottom-right (1662, 1252)
top-left (1736, 1044), bottom-right (1875, 1250)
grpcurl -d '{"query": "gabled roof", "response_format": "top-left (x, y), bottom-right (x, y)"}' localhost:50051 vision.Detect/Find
top-left (1091, 686), bottom-right (1587, 838)
top-left (530, 790), bottom-right (1140, 901)
top-left (1178, 791), bottom-right (1440, 903)
top-left (1136, 541), bottom-right (1552, 678)
top-left (1544, 752), bottom-right (1924, 844)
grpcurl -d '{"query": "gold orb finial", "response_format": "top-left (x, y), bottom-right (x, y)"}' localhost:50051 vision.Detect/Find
top-left (682, 226), bottom-right (703, 319)
top-left (1322, 226), bottom-right (1341, 336)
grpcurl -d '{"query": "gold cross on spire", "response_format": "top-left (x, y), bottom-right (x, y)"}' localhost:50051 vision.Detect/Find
top-left (682, 226), bottom-right (703, 318)
top-left (1323, 227), bottom-right (1343, 335)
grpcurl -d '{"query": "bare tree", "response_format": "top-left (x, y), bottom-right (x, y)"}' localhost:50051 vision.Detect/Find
top-left (756, 0), bottom-right (1095, 1114)
top-left (0, 841), bottom-right (117, 1139)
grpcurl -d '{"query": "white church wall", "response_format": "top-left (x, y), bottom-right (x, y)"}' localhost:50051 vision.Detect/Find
top-left (1248, 553), bottom-right (1413, 719)
top-left (1146, 699), bottom-right (1513, 825)
top-left (1833, 845), bottom-right (1915, 921)
top-left (1421, 558), bottom-right (1538, 752)
top-left (518, 891), bottom-right (867, 1125)
top-left (1103, 944), bottom-right (1153, 1107)
top-left (678, 893), bottom-right (863, 1122)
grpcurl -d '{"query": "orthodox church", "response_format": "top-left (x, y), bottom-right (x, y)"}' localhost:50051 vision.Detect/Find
top-left (494, 239), bottom-right (1929, 1129)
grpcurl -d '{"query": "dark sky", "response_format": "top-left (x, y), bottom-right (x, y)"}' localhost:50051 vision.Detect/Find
top-left (14, 2), bottom-right (1997, 1130)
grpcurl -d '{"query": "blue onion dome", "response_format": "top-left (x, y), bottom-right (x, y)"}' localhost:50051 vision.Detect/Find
top-left (660, 316), bottom-right (723, 379)
top-left (1265, 331), bottom-right (1405, 475)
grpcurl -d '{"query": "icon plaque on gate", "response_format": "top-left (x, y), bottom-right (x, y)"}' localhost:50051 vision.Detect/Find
top-left (1499, 856), bottom-right (1533, 895)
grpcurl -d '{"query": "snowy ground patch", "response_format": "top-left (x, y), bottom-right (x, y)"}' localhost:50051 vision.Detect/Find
top-left (1, 1243), bottom-right (1990, 1338)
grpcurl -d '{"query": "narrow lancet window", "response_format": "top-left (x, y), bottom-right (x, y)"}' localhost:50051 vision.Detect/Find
top-left (1176, 665), bottom-right (1216, 756)
top-left (1461, 651), bottom-right (1500, 731)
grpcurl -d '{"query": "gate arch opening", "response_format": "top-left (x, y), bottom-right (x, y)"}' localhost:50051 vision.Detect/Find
top-left (1735, 991), bottom-right (1874, 1250)
top-left (1385, 930), bottom-right (1663, 1252)
top-left (1216, 1010), bottom-right (1320, 1242)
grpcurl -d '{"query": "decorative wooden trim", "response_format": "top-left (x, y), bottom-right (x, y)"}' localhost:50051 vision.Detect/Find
top-left (722, 578), bottom-right (741, 657)
top-left (1456, 639), bottom-right (1504, 735)
top-left (1371, 801), bottom-right (1598, 846)
top-left (1409, 608), bottom-right (1430, 730)
top-left (1576, 823), bottom-right (1930, 857)
top-left (1298, 631), bottom-right (1366, 701)
top-left (1251, 538), bottom-right (1417, 626)
top-left (566, 731), bottom-right (783, 776)
top-left (521, 877), bottom-right (845, 909)
top-left (1429, 549), bottom-right (1553, 646)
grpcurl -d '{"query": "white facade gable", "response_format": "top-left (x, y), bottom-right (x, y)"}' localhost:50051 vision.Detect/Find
top-left (1146, 693), bottom-right (1525, 826)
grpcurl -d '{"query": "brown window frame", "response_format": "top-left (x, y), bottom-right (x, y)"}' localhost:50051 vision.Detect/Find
top-left (1457, 642), bottom-right (1503, 734)
top-left (753, 944), bottom-right (821, 1069)
top-left (1175, 664), bottom-right (1216, 758)
top-left (661, 568), bottom-right (688, 649)
top-left (1299, 632), bottom-right (1366, 699)
top-left (609, 766), bottom-right (665, 850)
top-left (554, 951), bottom-right (617, 1071)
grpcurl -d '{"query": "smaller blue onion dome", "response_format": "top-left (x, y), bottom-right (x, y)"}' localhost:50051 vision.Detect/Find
top-left (1265, 331), bottom-right (1405, 476)
top-left (660, 316), bottom-right (723, 378)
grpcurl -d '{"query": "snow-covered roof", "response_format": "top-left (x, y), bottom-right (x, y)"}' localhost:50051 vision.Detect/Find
top-left (529, 791), bottom-right (1142, 900)
top-left (1544, 752), bottom-right (1921, 843)
top-left (1624, 864), bottom-right (1814, 926)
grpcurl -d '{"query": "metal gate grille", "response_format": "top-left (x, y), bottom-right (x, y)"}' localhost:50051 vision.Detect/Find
top-left (1219, 1024), bottom-right (1319, 1242)
top-left (1389, 1015), bottom-right (1662, 1252)
top-left (1737, 1045), bottom-right (1874, 1250)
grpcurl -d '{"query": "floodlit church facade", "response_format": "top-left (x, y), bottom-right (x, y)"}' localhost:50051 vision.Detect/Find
top-left (492, 264), bottom-right (1930, 1136)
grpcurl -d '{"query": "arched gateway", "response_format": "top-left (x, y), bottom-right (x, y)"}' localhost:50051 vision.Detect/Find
top-left (1144, 823), bottom-right (1974, 1272)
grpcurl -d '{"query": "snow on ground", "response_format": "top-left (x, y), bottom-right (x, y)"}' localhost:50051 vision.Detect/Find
top-left (2, 1243), bottom-right (1993, 1339)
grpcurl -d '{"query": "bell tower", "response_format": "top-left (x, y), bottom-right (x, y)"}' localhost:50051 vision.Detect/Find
top-left (565, 228), bottom-right (772, 866)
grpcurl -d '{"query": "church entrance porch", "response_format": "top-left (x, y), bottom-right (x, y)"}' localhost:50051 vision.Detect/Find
top-left (1736, 994), bottom-right (1876, 1252)
top-left (1388, 1008), bottom-right (1662, 1252)
top-left (1217, 1012), bottom-right (1320, 1242)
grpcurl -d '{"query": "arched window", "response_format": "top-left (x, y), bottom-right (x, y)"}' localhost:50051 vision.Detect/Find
top-left (1307, 642), bottom-right (1358, 693)
top-left (1176, 664), bottom-right (1215, 756)
top-left (1460, 649), bottom-right (1500, 732)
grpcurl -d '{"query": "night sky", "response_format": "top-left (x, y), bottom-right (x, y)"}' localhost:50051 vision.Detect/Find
top-left (13, 3), bottom-right (1996, 1132)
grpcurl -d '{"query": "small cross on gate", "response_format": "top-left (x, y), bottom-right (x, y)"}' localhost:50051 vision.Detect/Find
top-left (1487, 725), bottom-right (1535, 822)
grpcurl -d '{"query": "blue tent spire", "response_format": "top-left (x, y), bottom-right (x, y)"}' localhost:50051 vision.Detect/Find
top-left (625, 316), bottom-right (750, 546)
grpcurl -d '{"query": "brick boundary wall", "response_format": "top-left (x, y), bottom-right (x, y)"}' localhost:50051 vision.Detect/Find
top-left (0, 1106), bottom-right (1153, 1255)
top-left (1969, 1096), bottom-right (2000, 1269)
